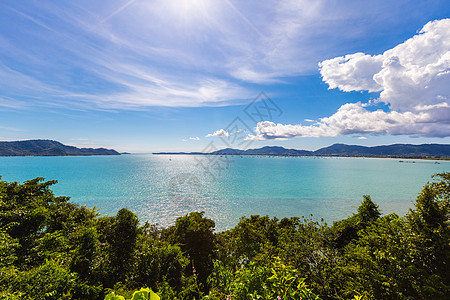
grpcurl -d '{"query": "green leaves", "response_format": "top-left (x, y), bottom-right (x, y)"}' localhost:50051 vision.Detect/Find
top-left (0, 230), bottom-right (18, 267)
top-left (335, 173), bottom-right (450, 299)
top-left (207, 257), bottom-right (321, 300)
top-left (104, 288), bottom-right (160, 300)
top-left (109, 208), bottom-right (140, 281)
top-left (130, 288), bottom-right (161, 300)
top-left (105, 293), bottom-right (126, 300)
top-left (169, 211), bottom-right (216, 292)
top-left (1, 173), bottom-right (448, 299)
top-left (6, 259), bottom-right (77, 300)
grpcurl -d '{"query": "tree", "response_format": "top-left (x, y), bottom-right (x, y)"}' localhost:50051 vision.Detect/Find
top-left (167, 212), bottom-right (215, 292)
top-left (132, 238), bottom-right (188, 291)
top-left (341, 214), bottom-right (414, 299)
top-left (110, 208), bottom-right (140, 282)
top-left (358, 195), bottom-right (381, 226)
top-left (405, 173), bottom-right (449, 298)
top-left (330, 195), bottom-right (380, 249)
top-left (217, 215), bottom-right (279, 266)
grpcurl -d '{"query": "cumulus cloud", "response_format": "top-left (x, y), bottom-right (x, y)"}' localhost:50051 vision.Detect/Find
top-left (249, 19), bottom-right (450, 140)
top-left (206, 129), bottom-right (230, 137)
top-left (247, 102), bottom-right (448, 140)
top-left (320, 19), bottom-right (450, 112)
top-left (319, 53), bottom-right (384, 92)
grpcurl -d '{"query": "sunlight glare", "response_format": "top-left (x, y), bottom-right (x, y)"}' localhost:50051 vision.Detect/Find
top-left (169, 0), bottom-right (214, 25)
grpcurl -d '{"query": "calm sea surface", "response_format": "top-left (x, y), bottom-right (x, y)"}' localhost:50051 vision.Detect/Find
top-left (0, 155), bottom-right (448, 230)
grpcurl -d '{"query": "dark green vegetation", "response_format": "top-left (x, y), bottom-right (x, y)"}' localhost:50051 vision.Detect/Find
top-left (0, 173), bottom-right (448, 299)
top-left (155, 143), bottom-right (450, 159)
top-left (0, 140), bottom-right (119, 156)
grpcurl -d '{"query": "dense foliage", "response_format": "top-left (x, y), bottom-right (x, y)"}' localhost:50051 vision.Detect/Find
top-left (0, 173), bottom-right (448, 299)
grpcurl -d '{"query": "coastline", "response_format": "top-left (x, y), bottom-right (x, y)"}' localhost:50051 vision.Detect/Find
top-left (153, 152), bottom-right (450, 161)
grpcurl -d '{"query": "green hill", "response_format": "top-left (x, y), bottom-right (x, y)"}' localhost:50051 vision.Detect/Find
top-left (0, 139), bottom-right (120, 156)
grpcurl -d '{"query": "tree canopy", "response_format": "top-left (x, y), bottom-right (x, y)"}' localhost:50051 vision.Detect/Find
top-left (0, 173), bottom-right (448, 299)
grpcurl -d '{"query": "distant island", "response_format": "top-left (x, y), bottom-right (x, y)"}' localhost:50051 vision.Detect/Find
top-left (0, 140), bottom-right (120, 156)
top-left (154, 143), bottom-right (450, 159)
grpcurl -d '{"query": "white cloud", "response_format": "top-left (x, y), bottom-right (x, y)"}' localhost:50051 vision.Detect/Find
top-left (248, 102), bottom-right (448, 140)
top-left (182, 137), bottom-right (200, 141)
top-left (414, 102), bottom-right (450, 111)
top-left (0, 125), bottom-right (23, 132)
top-left (357, 136), bottom-right (367, 140)
top-left (222, 0), bottom-right (437, 83)
top-left (320, 19), bottom-right (450, 112)
top-left (0, 96), bottom-right (28, 110)
top-left (3, 0), bottom-right (443, 109)
top-left (249, 19), bottom-right (450, 140)
top-left (0, 1), bottom-right (257, 110)
top-left (319, 53), bottom-right (384, 92)
top-left (206, 129), bottom-right (230, 137)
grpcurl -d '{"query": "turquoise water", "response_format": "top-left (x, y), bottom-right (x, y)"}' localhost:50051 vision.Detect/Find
top-left (0, 155), bottom-right (448, 230)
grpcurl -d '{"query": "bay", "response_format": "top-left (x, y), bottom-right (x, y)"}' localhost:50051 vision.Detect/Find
top-left (0, 154), bottom-right (448, 230)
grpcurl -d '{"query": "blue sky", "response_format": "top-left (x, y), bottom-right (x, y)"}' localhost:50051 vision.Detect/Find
top-left (0, 0), bottom-right (449, 152)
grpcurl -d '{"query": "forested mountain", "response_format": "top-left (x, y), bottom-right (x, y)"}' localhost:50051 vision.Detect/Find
top-left (0, 140), bottom-right (119, 156)
top-left (155, 143), bottom-right (450, 158)
top-left (313, 143), bottom-right (450, 157)
top-left (213, 146), bottom-right (312, 156)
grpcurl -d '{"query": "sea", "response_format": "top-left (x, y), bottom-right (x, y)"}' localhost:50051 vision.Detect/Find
top-left (0, 154), bottom-right (448, 230)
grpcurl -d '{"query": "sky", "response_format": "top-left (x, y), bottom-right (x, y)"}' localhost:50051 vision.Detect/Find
top-left (0, 0), bottom-right (449, 153)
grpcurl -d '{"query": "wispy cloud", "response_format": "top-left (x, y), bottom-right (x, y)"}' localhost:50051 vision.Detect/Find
top-left (2, 0), bottom-right (439, 110)
top-left (0, 96), bottom-right (29, 110)
top-left (223, 0), bottom-right (265, 38)
top-left (97, 0), bottom-right (137, 25)
top-left (0, 125), bottom-right (23, 132)
top-left (0, 1), bottom-right (256, 110)
top-left (182, 137), bottom-right (200, 142)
